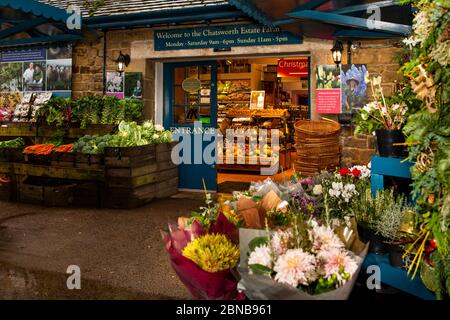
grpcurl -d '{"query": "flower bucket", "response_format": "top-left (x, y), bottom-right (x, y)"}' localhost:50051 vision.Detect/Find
top-left (375, 129), bottom-right (407, 158)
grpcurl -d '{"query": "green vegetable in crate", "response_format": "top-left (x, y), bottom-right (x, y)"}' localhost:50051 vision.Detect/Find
top-left (38, 97), bottom-right (71, 126)
top-left (106, 121), bottom-right (172, 147)
top-left (101, 96), bottom-right (124, 124)
top-left (74, 134), bottom-right (112, 154)
top-left (122, 99), bottom-right (144, 122)
top-left (0, 137), bottom-right (25, 148)
top-left (72, 95), bottom-right (103, 128)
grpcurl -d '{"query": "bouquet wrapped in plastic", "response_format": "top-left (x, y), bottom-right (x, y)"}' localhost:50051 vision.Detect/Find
top-left (237, 220), bottom-right (368, 300)
top-left (162, 212), bottom-right (244, 300)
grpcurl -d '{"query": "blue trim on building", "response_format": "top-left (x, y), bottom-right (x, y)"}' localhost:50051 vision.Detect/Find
top-left (0, 0), bottom-right (70, 23)
top-left (227, 0), bottom-right (274, 27)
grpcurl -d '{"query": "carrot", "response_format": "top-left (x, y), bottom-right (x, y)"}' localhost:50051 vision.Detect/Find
top-left (54, 144), bottom-right (74, 153)
top-left (23, 144), bottom-right (55, 155)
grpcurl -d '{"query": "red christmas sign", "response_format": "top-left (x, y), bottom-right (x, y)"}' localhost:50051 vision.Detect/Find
top-left (277, 58), bottom-right (309, 77)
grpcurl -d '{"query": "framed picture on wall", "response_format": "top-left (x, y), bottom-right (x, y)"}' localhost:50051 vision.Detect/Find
top-left (250, 91), bottom-right (265, 110)
top-left (124, 72), bottom-right (143, 99)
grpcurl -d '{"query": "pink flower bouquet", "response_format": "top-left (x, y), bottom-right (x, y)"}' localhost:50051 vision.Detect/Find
top-left (162, 213), bottom-right (244, 300)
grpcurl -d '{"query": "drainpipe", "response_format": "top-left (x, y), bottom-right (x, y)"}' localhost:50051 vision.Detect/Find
top-left (102, 29), bottom-right (107, 95)
top-left (347, 40), bottom-right (352, 65)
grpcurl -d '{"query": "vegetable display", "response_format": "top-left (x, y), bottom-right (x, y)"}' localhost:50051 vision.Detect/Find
top-left (74, 135), bottom-right (112, 155)
top-left (106, 121), bottom-right (172, 148)
top-left (53, 144), bottom-right (74, 153)
top-left (0, 137), bottom-right (25, 149)
top-left (23, 144), bottom-right (55, 155)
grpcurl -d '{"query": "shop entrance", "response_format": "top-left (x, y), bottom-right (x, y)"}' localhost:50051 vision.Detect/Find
top-left (163, 61), bottom-right (218, 191)
top-left (164, 57), bottom-right (310, 192)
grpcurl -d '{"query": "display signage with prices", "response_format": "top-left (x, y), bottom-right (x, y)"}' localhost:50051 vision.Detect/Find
top-left (277, 58), bottom-right (308, 77)
top-left (154, 24), bottom-right (302, 51)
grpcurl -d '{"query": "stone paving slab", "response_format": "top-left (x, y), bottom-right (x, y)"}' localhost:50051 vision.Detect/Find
top-left (0, 197), bottom-right (204, 299)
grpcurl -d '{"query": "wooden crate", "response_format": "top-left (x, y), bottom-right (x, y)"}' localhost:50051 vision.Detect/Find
top-left (75, 153), bottom-right (104, 170)
top-left (0, 183), bottom-right (11, 201)
top-left (104, 144), bottom-right (156, 158)
top-left (103, 142), bottom-right (178, 208)
top-left (18, 181), bottom-right (44, 205)
top-left (44, 183), bottom-right (76, 207)
top-left (51, 152), bottom-right (77, 168)
top-left (0, 148), bottom-right (24, 163)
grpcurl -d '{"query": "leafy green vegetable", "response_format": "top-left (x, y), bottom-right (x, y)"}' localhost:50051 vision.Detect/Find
top-left (0, 137), bottom-right (25, 148)
top-left (74, 134), bottom-right (112, 154)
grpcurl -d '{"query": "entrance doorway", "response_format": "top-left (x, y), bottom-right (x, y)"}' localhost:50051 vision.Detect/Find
top-left (163, 56), bottom-right (310, 192)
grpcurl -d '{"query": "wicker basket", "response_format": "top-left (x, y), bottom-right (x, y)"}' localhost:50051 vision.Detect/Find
top-left (294, 119), bottom-right (341, 177)
top-left (294, 120), bottom-right (341, 138)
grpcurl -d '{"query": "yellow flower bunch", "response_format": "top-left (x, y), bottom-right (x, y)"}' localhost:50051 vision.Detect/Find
top-left (182, 234), bottom-right (239, 273)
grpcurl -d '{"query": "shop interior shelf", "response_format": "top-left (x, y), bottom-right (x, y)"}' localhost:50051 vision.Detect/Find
top-left (362, 253), bottom-right (435, 300)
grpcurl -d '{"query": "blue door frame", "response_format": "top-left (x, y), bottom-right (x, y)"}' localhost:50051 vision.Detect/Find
top-left (163, 61), bottom-right (218, 191)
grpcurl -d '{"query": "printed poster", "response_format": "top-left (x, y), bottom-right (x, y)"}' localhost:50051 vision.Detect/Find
top-left (124, 72), bottom-right (143, 99)
top-left (316, 65), bottom-right (341, 114)
top-left (106, 71), bottom-right (124, 99)
top-left (316, 64), bottom-right (368, 114)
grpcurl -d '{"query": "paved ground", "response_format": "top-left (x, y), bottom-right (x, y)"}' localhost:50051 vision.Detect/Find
top-left (0, 195), bottom-right (205, 299)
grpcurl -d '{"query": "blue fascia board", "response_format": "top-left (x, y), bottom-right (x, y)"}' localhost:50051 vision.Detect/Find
top-left (0, 34), bottom-right (82, 47)
top-left (288, 9), bottom-right (412, 35)
top-left (84, 4), bottom-right (238, 24)
top-left (288, 0), bottom-right (330, 13)
top-left (87, 11), bottom-right (248, 30)
top-left (273, 18), bottom-right (298, 26)
top-left (334, 29), bottom-right (402, 38)
top-left (0, 17), bottom-right (48, 40)
top-left (227, 0), bottom-right (274, 27)
top-left (0, 0), bottom-right (70, 23)
top-left (331, 0), bottom-right (398, 14)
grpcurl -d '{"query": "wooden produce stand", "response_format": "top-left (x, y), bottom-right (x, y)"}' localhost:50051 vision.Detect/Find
top-left (0, 123), bottom-right (179, 209)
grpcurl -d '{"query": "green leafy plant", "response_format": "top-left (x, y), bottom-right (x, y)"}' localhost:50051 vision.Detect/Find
top-left (0, 137), bottom-right (25, 148)
top-left (72, 95), bottom-right (103, 128)
top-left (374, 190), bottom-right (414, 243)
top-left (354, 76), bottom-right (409, 135)
top-left (397, 0), bottom-right (450, 299)
top-left (38, 97), bottom-right (72, 127)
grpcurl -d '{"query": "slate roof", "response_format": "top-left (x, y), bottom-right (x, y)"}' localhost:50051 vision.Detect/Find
top-left (38, 0), bottom-right (229, 17)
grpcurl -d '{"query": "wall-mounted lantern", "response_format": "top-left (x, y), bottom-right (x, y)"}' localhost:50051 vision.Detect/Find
top-left (331, 40), bottom-right (344, 66)
top-left (116, 51), bottom-right (130, 74)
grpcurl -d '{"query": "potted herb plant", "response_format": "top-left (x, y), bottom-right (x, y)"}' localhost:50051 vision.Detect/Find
top-left (354, 76), bottom-right (409, 158)
top-left (373, 190), bottom-right (415, 268)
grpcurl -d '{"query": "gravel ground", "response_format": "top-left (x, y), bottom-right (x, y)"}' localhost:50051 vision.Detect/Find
top-left (0, 196), bottom-right (205, 299)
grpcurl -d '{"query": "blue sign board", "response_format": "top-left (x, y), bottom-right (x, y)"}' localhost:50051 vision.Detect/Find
top-left (0, 49), bottom-right (46, 62)
top-left (154, 24), bottom-right (302, 51)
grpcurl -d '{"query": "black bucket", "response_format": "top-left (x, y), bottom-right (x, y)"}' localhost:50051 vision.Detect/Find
top-left (357, 225), bottom-right (387, 254)
top-left (388, 243), bottom-right (404, 268)
top-left (375, 129), bottom-right (407, 158)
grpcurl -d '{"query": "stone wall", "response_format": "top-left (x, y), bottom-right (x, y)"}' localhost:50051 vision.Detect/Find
top-left (339, 40), bottom-right (403, 166)
top-left (71, 27), bottom-right (402, 166)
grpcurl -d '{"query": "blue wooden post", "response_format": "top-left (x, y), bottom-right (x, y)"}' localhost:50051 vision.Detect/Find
top-left (366, 155), bottom-right (435, 299)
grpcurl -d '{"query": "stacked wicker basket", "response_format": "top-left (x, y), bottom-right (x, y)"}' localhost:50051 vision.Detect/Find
top-left (294, 119), bottom-right (341, 177)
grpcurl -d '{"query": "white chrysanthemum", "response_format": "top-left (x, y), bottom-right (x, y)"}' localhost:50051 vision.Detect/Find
top-left (248, 245), bottom-right (272, 269)
top-left (309, 224), bottom-right (344, 252)
top-left (317, 248), bottom-right (358, 285)
top-left (274, 249), bottom-right (316, 287)
top-left (312, 184), bottom-right (323, 195)
top-left (271, 229), bottom-right (293, 256)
